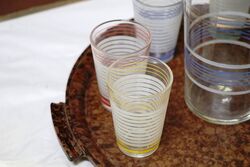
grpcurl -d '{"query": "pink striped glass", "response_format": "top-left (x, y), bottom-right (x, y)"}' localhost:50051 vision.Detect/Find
top-left (90, 20), bottom-right (151, 111)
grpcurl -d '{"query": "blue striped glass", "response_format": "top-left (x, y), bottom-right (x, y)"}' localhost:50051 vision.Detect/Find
top-left (133, 0), bottom-right (183, 62)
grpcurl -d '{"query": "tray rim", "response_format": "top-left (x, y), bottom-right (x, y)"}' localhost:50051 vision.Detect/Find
top-left (50, 27), bottom-right (250, 167)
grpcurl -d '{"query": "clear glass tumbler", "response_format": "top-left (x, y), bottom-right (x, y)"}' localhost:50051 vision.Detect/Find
top-left (107, 56), bottom-right (173, 158)
top-left (133, 0), bottom-right (183, 62)
top-left (184, 0), bottom-right (250, 124)
top-left (90, 20), bottom-right (151, 111)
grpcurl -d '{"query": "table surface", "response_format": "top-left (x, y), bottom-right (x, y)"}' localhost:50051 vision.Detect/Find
top-left (0, 0), bottom-right (133, 166)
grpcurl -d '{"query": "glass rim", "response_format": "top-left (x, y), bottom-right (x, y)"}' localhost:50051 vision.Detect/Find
top-left (107, 56), bottom-right (174, 99)
top-left (90, 19), bottom-right (152, 57)
top-left (134, 0), bottom-right (183, 8)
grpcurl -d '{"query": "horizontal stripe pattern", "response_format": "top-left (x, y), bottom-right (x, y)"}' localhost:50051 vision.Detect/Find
top-left (133, 0), bottom-right (183, 62)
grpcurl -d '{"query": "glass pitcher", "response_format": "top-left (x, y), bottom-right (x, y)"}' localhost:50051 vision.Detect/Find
top-left (184, 0), bottom-right (250, 124)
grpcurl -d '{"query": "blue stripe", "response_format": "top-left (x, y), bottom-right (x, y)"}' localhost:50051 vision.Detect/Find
top-left (134, 3), bottom-right (182, 20)
top-left (150, 49), bottom-right (175, 62)
top-left (189, 19), bottom-right (250, 45)
top-left (185, 48), bottom-right (250, 87)
top-left (210, 19), bottom-right (250, 27)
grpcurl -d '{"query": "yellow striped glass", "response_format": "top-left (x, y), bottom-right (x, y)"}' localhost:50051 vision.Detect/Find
top-left (107, 56), bottom-right (173, 158)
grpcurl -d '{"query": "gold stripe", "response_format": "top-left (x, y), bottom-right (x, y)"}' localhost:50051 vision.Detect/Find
top-left (117, 139), bottom-right (159, 155)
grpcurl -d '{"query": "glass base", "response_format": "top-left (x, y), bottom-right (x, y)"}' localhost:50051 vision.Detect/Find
top-left (184, 73), bottom-right (250, 125)
top-left (150, 49), bottom-right (175, 63)
top-left (117, 140), bottom-right (159, 158)
top-left (185, 95), bottom-right (250, 125)
top-left (101, 96), bottom-right (111, 112)
top-left (101, 103), bottom-right (111, 112)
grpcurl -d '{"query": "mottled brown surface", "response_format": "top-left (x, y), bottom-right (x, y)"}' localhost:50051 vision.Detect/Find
top-left (51, 27), bottom-right (250, 166)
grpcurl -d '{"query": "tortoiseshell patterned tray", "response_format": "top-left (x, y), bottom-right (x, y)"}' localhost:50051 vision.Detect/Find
top-left (50, 28), bottom-right (250, 167)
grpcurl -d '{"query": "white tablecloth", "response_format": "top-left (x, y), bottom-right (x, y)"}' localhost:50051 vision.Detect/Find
top-left (0, 0), bottom-right (132, 166)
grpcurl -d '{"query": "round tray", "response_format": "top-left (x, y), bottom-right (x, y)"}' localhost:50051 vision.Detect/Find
top-left (50, 30), bottom-right (250, 166)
